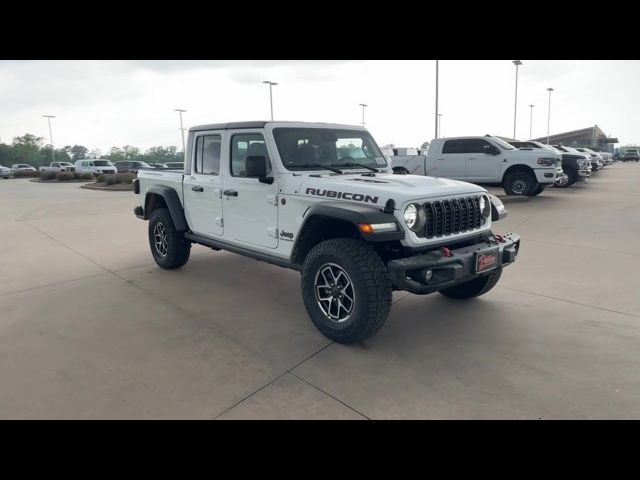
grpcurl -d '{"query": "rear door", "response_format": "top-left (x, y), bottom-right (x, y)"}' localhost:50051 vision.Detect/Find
top-left (465, 138), bottom-right (501, 182)
top-left (183, 131), bottom-right (225, 238)
top-left (431, 139), bottom-right (468, 179)
top-left (221, 131), bottom-right (279, 249)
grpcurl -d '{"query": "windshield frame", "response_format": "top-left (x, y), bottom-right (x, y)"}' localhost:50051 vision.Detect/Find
top-left (272, 127), bottom-right (387, 172)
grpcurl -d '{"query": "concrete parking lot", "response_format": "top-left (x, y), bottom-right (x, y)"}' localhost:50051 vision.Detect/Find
top-left (1, 165), bottom-right (639, 419)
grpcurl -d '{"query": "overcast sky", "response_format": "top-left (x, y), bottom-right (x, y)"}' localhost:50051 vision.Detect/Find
top-left (1, 60), bottom-right (639, 153)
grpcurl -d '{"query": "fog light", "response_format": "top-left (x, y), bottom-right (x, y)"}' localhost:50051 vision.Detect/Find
top-left (425, 269), bottom-right (433, 281)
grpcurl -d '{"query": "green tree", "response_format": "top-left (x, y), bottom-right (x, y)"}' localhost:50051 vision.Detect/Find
top-left (70, 145), bottom-right (89, 160)
top-left (12, 134), bottom-right (46, 166)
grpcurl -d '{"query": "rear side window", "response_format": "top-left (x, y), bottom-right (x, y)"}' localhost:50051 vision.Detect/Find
top-left (442, 139), bottom-right (491, 154)
top-left (195, 134), bottom-right (222, 175)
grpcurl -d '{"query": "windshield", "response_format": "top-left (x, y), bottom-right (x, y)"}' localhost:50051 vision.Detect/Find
top-left (93, 160), bottom-right (113, 166)
top-left (490, 137), bottom-right (516, 150)
top-left (273, 128), bottom-right (386, 171)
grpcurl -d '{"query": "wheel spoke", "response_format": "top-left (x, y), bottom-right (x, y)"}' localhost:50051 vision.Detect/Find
top-left (314, 262), bottom-right (355, 323)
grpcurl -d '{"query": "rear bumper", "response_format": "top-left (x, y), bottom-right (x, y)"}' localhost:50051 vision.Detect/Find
top-left (387, 232), bottom-right (520, 294)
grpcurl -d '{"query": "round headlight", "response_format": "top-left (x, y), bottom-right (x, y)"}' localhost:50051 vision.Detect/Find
top-left (404, 204), bottom-right (418, 229)
top-left (480, 195), bottom-right (491, 219)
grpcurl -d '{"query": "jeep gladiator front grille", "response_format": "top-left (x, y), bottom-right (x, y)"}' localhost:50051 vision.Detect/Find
top-left (422, 196), bottom-right (482, 238)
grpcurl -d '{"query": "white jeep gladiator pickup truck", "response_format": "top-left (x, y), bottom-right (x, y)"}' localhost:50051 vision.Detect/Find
top-left (134, 121), bottom-right (520, 344)
top-left (391, 135), bottom-right (563, 196)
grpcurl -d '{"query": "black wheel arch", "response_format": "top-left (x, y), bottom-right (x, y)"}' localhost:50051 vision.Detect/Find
top-left (144, 186), bottom-right (188, 232)
top-left (290, 201), bottom-right (404, 265)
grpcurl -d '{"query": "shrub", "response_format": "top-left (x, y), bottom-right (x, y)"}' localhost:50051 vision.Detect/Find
top-left (96, 174), bottom-right (106, 183)
top-left (72, 171), bottom-right (80, 179)
top-left (105, 174), bottom-right (117, 185)
top-left (56, 171), bottom-right (74, 181)
top-left (13, 169), bottom-right (38, 178)
top-left (79, 173), bottom-right (94, 180)
top-left (40, 170), bottom-right (57, 181)
top-left (118, 172), bottom-right (136, 184)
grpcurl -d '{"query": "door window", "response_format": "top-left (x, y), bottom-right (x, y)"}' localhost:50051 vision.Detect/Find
top-left (230, 133), bottom-right (270, 177)
top-left (442, 139), bottom-right (491, 154)
top-left (195, 135), bottom-right (222, 175)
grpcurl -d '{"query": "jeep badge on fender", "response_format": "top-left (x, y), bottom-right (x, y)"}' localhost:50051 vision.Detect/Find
top-left (133, 121), bottom-right (520, 344)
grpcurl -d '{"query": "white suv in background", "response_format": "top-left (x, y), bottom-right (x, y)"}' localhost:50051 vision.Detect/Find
top-left (74, 159), bottom-right (118, 175)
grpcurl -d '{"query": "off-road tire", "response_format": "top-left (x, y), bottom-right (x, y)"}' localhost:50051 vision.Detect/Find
top-left (503, 171), bottom-right (538, 196)
top-left (148, 208), bottom-right (191, 269)
top-left (301, 238), bottom-right (392, 344)
top-left (439, 267), bottom-right (502, 300)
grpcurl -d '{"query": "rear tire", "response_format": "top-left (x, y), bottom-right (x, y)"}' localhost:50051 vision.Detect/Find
top-left (301, 238), bottom-right (392, 344)
top-left (503, 171), bottom-right (538, 196)
top-left (439, 268), bottom-right (502, 300)
top-left (148, 208), bottom-right (191, 269)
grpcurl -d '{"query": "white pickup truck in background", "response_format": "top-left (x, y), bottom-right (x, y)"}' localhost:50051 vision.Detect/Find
top-left (390, 135), bottom-right (563, 196)
top-left (39, 162), bottom-right (75, 173)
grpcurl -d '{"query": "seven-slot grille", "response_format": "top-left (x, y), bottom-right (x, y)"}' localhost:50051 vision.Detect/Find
top-left (421, 196), bottom-right (483, 238)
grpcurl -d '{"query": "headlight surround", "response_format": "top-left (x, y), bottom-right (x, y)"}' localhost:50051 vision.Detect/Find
top-left (404, 203), bottom-right (425, 232)
top-left (480, 194), bottom-right (491, 219)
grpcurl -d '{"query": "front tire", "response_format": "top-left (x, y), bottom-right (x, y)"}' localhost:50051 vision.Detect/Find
top-left (148, 208), bottom-right (191, 269)
top-left (503, 171), bottom-right (538, 196)
top-left (439, 268), bottom-right (502, 300)
top-left (301, 238), bottom-right (392, 344)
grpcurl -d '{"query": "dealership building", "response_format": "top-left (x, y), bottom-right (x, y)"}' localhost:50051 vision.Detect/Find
top-left (531, 125), bottom-right (618, 153)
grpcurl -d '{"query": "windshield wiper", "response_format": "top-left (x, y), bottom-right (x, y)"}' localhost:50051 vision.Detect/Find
top-left (332, 162), bottom-right (379, 172)
top-left (290, 163), bottom-right (344, 174)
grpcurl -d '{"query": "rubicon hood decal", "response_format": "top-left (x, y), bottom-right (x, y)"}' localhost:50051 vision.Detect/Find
top-left (305, 188), bottom-right (379, 204)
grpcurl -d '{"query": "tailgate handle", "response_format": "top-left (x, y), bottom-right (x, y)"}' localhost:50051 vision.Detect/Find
top-left (191, 186), bottom-right (204, 192)
top-left (223, 189), bottom-right (238, 197)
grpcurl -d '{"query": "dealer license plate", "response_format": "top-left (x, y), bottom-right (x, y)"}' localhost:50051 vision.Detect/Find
top-left (475, 248), bottom-right (499, 273)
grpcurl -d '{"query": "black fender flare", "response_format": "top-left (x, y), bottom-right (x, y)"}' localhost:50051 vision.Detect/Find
top-left (144, 185), bottom-right (188, 232)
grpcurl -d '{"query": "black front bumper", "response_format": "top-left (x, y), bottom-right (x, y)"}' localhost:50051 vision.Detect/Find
top-left (387, 232), bottom-right (520, 294)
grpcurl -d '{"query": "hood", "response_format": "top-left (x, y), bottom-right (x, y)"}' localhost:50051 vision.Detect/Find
top-left (295, 172), bottom-right (486, 208)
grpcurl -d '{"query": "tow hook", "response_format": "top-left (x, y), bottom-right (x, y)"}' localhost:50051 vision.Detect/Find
top-left (494, 234), bottom-right (506, 243)
top-left (441, 247), bottom-right (452, 257)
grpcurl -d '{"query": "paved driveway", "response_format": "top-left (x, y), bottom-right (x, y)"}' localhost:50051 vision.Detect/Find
top-left (1, 165), bottom-right (639, 419)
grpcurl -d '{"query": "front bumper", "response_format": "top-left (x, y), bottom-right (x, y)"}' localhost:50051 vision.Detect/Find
top-left (535, 168), bottom-right (563, 184)
top-left (387, 232), bottom-right (520, 294)
top-left (578, 169), bottom-right (591, 178)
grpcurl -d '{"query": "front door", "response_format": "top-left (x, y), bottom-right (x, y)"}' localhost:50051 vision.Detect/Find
top-left (183, 132), bottom-right (225, 238)
top-left (222, 132), bottom-right (279, 249)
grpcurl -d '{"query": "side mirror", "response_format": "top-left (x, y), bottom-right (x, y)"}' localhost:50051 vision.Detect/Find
top-left (245, 155), bottom-right (273, 184)
top-left (484, 145), bottom-right (500, 155)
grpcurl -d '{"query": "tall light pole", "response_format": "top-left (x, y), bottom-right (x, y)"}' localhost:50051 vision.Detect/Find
top-left (438, 113), bottom-right (443, 138)
top-left (359, 103), bottom-right (368, 126)
top-left (263, 81), bottom-right (278, 120)
top-left (174, 109), bottom-right (186, 156)
top-left (528, 104), bottom-right (534, 140)
top-left (42, 115), bottom-right (55, 163)
top-left (546, 87), bottom-right (554, 144)
top-left (512, 60), bottom-right (522, 140)
top-left (435, 60), bottom-right (439, 139)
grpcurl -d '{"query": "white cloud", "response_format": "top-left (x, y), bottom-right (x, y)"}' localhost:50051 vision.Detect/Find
top-left (1, 60), bottom-right (639, 151)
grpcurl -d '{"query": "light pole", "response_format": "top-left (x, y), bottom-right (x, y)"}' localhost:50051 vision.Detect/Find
top-left (174, 109), bottom-right (186, 156)
top-left (263, 81), bottom-right (278, 120)
top-left (42, 115), bottom-right (55, 163)
top-left (359, 103), bottom-right (368, 126)
top-left (512, 60), bottom-right (522, 140)
top-left (528, 104), bottom-right (534, 140)
top-left (435, 60), bottom-right (439, 139)
top-left (438, 113), bottom-right (443, 138)
top-left (546, 87), bottom-right (554, 144)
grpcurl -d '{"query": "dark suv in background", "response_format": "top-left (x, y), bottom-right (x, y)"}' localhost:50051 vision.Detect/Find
top-left (113, 161), bottom-right (151, 173)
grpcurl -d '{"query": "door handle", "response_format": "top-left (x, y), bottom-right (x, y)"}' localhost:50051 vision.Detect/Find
top-left (191, 186), bottom-right (204, 192)
top-left (468, 157), bottom-right (477, 160)
top-left (223, 189), bottom-right (238, 197)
